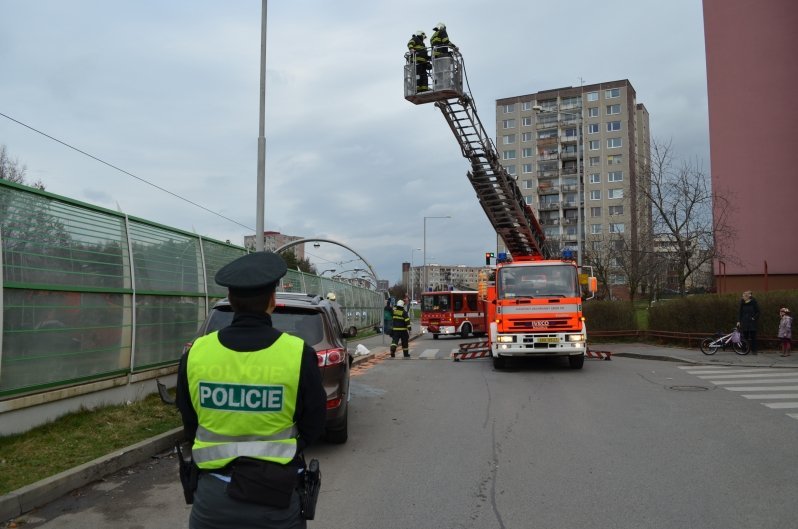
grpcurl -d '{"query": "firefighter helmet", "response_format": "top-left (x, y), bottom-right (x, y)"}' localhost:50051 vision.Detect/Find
top-left (326, 292), bottom-right (336, 301)
top-left (396, 299), bottom-right (405, 307)
top-left (414, 30), bottom-right (426, 38)
top-left (434, 22), bottom-right (446, 31)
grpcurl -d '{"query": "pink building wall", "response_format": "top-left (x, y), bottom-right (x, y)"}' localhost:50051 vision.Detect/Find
top-left (703, 0), bottom-right (798, 289)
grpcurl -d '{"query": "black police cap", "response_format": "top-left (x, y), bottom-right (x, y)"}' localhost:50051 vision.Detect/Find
top-left (215, 251), bottom-right (287, 297)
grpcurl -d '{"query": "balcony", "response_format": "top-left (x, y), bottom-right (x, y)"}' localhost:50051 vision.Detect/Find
top-left (560, 151), bottom-right (577, 160)
top-left (561, 184), bottom-right (577, 192)
top-left (537, 185), bottom-right (560, 194)
top-left (540, 217), bottom-right (560, 226)
top-left (538, 202), bottom-right (560, 211)
top-left (538, 152), bottom-right (558, 161)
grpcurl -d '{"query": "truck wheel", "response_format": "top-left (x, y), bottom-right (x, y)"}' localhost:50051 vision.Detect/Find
top-left (460, 323), bottom-right (472, 339)
top-left (568, 354), bottom-right (584, 370)
top-left (492, 355), bottom-right (505, 369)
top-left (432, 333), bottom-right (439, 340)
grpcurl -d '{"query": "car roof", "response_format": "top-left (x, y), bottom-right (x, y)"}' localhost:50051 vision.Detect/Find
top-left (211, 292), bottom-right (326, 311)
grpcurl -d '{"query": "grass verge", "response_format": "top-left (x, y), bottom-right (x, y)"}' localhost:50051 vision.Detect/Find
top-left (0, 393), bottom-right (181, 495)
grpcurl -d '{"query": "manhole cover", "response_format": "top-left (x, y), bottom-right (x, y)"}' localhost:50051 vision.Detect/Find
top-left (667, 385), bottom-right (710, 391)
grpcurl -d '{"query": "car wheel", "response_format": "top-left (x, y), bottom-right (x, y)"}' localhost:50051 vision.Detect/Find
top-left (568, 354), bottom-right (584, 369)
top-left (325, 412), bottom-right (348, 444)
top-left (460, 323), bottom-right (472, 339)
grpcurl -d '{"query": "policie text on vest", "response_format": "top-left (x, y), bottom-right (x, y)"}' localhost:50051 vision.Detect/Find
top-left (199, 382), bottom-right (285, 412)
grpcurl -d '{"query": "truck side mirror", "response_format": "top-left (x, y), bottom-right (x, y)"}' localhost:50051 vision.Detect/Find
top-left (588, 277), bottom-right (597, 293)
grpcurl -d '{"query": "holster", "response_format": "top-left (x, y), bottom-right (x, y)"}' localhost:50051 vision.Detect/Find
top-left (298, 458), bottom-right (321, 520)
top-left (176, 441), bottom-right (199, 505)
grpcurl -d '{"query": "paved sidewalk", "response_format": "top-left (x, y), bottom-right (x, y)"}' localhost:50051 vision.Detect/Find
top-left (3, 329), bottom-right (796, 524)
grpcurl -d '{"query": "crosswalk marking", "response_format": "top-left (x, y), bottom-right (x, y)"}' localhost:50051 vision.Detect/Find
top-left (418, 348), bottom-right (442, 359)
top-left (713, 377), bottom-right (798, 385)
top-left (725, 386), bottom-right (798, 391)
top-left (678, 365), bottom-right (798, 421)
top-left (695, 372), bottom-right (798, 380)
top-left (742, 394), bottom-right (798, 399)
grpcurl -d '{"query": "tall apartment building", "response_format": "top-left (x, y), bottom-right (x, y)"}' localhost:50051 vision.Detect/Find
top-left (495, 80), bottom-right (650, 291)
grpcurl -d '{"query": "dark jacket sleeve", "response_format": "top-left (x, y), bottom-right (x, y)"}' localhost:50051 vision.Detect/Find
top-left (295, 344), bottom-right (327, 451)
top-left (175, 351), bottom-right (198, 442)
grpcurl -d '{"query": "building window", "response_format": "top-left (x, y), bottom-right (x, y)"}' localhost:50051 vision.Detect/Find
top-left (610, 274), bottom-right (625, 285)
top-left (522, 116), bottom-right (533, 126)
top-left (607, 137), bottom-right (622, 149)
top-left (503, 134), bottom-right (516, 144)
top-left (503, 150), bottom-right (516, 160)
top-left (505, 164), bottom-right (517, 175)
top-left (522, 148), bottom-right (533, 158)
top-left (564, 127), bottom-right (577, 138)
top-left (607, 171), bottom-right (623, 182)
top-left (522, 163), bottom-right (533, 173)
top-left (588, 123), bottom-right (599, 134)
top-left (524, 195), bottom-right (532, 205)
top-left (522, 101), bottom-right (533, 111)
top-left (590, 190), bottom-right (601, 200)
top-left (522, 132), bottom-right (533, 141)
top-left (608, 205), bottom-right (624, 216)
top-left (588, 107), bottom-right (599, 117)
top-left (609, 222), bottom-right (625, 233)
top-left (524, 179), bottom-right (534, 189)
top-left (591, 223), bottom-right (602, 234)
top-left (605, 88), bottom-right (620, 99)
top-left (590, 206), bottom-right (602, 217)
top-left (504, 104), bottom-right (515, 113)
top-left (606, 104), bottom-right (621, 115)
top-left (502, 119), bottom-right (516, 129)
top-left (589, 156), bottom-right (600, 166)
top-left (607, 154), bottom-right (623, 165)
top-left (608, 188), bottom-right (623, 199)
top-left (586, 91), bottom-right (598, 102)
top-left (607, 121), bottom-right (621, 132)
top-left (592, 241), bottom-right (602, 250)
top-left (589, 140), bottom-right (600, 150)
top-left (589, 173), bottom-right (601, 184)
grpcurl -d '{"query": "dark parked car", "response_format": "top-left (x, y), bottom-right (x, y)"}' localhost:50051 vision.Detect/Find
top-left (188, 292), bottom-right (354, 444)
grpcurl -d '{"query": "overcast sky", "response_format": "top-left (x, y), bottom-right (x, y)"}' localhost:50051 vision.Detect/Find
top-left (0, 0), bottom-right (708, 284)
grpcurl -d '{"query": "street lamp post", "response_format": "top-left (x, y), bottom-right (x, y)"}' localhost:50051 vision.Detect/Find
top-left (410, 247), bottom-right (421, 303)
top-left (423, 216), bottom-right (451, 293)
top-left (319, 269), bottom-right (336, 277)
top-left (533, 104), bottom-right (584, 266)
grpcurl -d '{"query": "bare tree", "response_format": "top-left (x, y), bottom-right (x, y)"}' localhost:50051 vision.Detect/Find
top-left (0, 144), bottom-right (44, 189)
top-left (640, 139), bottom-right (735, 296)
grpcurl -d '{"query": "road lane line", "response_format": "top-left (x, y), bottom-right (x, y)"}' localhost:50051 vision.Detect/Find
top-left (763, 402), bottom-right (798, 409)
top-left (725, 385), bottom-right (798, 391)
top-left (696, 372), bottom-right (798, 379)
top-left (741, 394), bottom-right (798, 399)
top-left (712, 378), bottom-right (798, 385)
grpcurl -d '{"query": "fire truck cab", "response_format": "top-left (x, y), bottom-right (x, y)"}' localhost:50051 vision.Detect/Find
top-left (421, 290), bottom-right (486, 339)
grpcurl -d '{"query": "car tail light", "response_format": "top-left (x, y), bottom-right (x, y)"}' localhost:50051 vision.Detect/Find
top-left (326, 397), bottom-right (342, 410)
top-left (182, 341), bottom-right (194, 355)
top-left (317, 348), bottom-right (345, 368)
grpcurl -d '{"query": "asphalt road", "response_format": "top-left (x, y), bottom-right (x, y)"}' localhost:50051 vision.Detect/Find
top-left (7, 333), bottom-right (798, 528)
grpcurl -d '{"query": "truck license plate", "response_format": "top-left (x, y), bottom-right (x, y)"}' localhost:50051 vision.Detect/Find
top-left (536, 337), bottom-right (559, 343)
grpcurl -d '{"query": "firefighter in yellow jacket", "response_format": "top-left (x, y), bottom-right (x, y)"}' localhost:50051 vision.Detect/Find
top-left (176, 251), bottom-right (326, 529)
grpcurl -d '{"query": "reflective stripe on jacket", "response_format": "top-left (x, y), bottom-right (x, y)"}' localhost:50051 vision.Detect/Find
top-left (392, 307), bottom-right (410, 331)
top-left (407, 36), bottom-right (429, 63)
top-left (187, 331), bottom-right (303, 469)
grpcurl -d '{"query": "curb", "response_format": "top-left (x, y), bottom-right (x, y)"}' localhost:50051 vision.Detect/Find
top-left (0, 427), bottom-right (184, 523)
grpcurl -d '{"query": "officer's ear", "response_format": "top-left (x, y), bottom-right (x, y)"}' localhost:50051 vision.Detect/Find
top-left (265, 290), bottom-right (277, 315)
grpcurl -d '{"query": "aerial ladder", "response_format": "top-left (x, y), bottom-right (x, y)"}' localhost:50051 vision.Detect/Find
top-left (405, 46), bottom-right (597, 369)
top-left (404, 48), bottom-right (549, 260)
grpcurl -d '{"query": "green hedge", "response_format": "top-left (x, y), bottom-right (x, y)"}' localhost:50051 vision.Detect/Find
top-left (581, 290), bottom-right (798, 335)
top-left (584, 300), bottom-right (635, 331)
top-left (648, 290), bottom-right (798, 335)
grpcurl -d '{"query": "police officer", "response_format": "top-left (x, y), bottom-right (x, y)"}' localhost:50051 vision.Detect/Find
top-left (390, 299), bottom-right (411, 358)
top-left (175, 251), bottom-right (326, 529)
top-left (407, 30), bottom-right (430, 92)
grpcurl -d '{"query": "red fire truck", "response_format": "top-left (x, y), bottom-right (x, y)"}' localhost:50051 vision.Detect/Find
top-left (420, 290), bottom-right (487, 339)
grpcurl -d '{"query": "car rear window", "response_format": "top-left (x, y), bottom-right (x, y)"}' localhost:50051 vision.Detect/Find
top-left (273, 309), bottom-right (324, 347)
